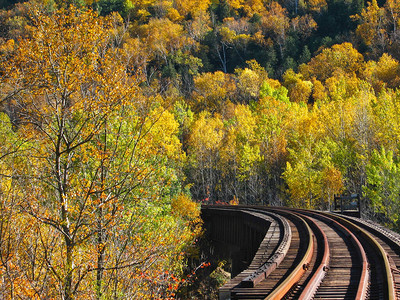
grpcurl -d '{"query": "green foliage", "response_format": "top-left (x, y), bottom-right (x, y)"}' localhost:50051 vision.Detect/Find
top-left (298, 46), bottom-right (311, 64)
top-left (364, 148), bottom-right (400, 230)
top-left (94, 0), bottom-right (126, 16)
top-left (259, 81), bottom-right (290, 103)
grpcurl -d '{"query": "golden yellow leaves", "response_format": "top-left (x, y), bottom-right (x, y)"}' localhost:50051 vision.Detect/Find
top-left (174, 0), bottom-right (211, 17)
top-left (3, 5), bottom-right (136, 125)
top-left (225, 0), bottom-right (266, 16)
top-left (354, 0), bottom-right (386, 55)
top-left (283, 69), bottom-right (313, 103)
top-left (139, 18), bottom-right (196, 60)
top-left (235, 67), bottom-right (263, 99)
top-left (305, 43), bottom-right (365, 82)
top-left (261, 2), bottom-right (290, 38)
top-left (308, 0), bottom-right (327, 13)
top-left (129, 0), bottom-right (211, 21)
top-left (0, 5), bottom-right (200, 299)
top-left (0, 39), bottom-right (15, 56)
top-left (189, 111), bottom-right (224, 158)
top-left (186, 10), bottom-right (212, 41)
top-left (142, 106), bottom-right (184, 161)
top-left (192, 71), bottom-right (235, 112)
top-left (363, 53), bottom-right (400, 91)
top-left (171, 193), bottom-right (200, 221)
top-left (321, 166), bottom-right (344, 199)
top-left (291, 15), bottom-right (318, 39)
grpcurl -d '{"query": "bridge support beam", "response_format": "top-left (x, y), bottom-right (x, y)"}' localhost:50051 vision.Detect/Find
top-left (201, 207), bottom-right (271, 278)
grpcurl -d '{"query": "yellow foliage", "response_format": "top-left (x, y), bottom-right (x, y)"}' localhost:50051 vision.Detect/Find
top-left (167, 7), bottom-right (183, 22)
top-left (236, 68), bottom-right (262, 99)
top-left (144, 106), bottom-right (185, 161)
top-left (225, 0), bottom-right (266, 16)
top-left (187, 10), bottom-right (212, 41)
top-left (296, 109), bottom-right (326, 141)
top-left (219, 26), bottom-right (237, 43)
top-left (325, 72), bottom-right (363, 101)
top-left (308, 0), bottom-right (327, 13)
top-left (243, 0), bottom-right (266, 16)
top-left (226, 0), bottom-right (244, 10)
top-left (321, 166), bottom-right (344, 196)
top-left (305, 43), bottom-right (364, 82)
top-left (354, 0), bottom-right (387, 56)
top-left (0, 5), bottom-right (198, 299)
top-left (283, 161), bottom-right (313, 208)
top-left (234, 104), bottom-right (257, 141)
top-left (192, 71), bottom-right (236, 112)
top-left (175, 0), bottom-right (211, 17)
top-left (189, 111), bottom-right (224, 155)
top-left (283, 69), bottom-right (313, 103)
top-left (229, 195), bottom-right (239, 205)
top-left (363, 53), bottom-right (400, 90)
top-left (310, 77), bottom-right (328, 103)
top-left (171, 193), bottom-right (200, 220)
top-left (291, 15), bottom-right (318, 38)
top-left (371, 89), bottom-right (400, 151)
top-left (0, 38), bottom-right (15, 55)
top-left (261, 2), bottom-right (289, 39)
top-left (139, 18), bottom-right (195, 59)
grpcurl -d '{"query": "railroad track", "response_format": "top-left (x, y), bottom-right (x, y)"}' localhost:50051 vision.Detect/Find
top-left (202, 205), bottom-right (400, 299)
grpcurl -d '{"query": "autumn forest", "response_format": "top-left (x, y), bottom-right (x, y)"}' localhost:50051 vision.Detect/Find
top-left (0, 0), bottom-right (400, 298)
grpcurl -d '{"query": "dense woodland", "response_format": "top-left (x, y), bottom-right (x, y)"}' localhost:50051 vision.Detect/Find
top-left (1, 0), bottom-right (400, 298)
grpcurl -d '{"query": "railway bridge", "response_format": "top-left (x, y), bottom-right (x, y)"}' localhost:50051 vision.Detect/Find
top-left (201, 205), bottom-right (400, 299)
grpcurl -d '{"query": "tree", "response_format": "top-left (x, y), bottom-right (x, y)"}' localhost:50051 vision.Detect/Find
top-left (174, 0), bottom-right (211, 18)
top-left (186, 111), bottom-right (224, 202)
top-left (191, 71), bottom-right (236, 112)
top-left (291, 15), bottom-right (318, 40)
top-left (354, 0), bottom-right (387, 58)
top-left (0, 5), bottom-right (198, 299)
top-left (219, 103), bottom-right (261, 203)
top-left (283, 107), bottom-right (327, 208)
top-left (261, 2), bottom-right (290, 60)
top-left (369, 88), bottom-right (400, 155)
top-left (364, 148), bottom-right (400, 230)
top-left (138, 17), bottom-right (195, 64)
top-left (362, 53), bottom-right (400, 91)
top-left (302, 43), bottom-right (364, 82)
top-left (283, 69), bottom-right (313, 103)
top-left (254, 81), bottom-right (291, 205)
top-left (0, 112), bottom-right (35, 298)
top-left (234, 60), bottom-right (269, 103)
top-left (320, 164), bottom-right (344, 210)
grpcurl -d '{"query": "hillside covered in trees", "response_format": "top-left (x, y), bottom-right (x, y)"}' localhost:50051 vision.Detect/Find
top-left (1, 0), bottom-right (400, 298)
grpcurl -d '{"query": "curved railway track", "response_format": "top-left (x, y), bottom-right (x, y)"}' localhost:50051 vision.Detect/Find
top-left (202, 205), bottom-right (400, 299)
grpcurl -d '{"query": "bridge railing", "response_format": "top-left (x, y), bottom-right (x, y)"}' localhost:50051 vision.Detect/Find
top-left (333, 193), bottom-right (361, 217)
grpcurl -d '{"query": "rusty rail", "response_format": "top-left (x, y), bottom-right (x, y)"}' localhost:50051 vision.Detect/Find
top-left (298, 214), bottom-right (330, 300)
top-left (202, 205), bottom-right (399, 300)
top-left (264, 213), bottom-right (314, 299)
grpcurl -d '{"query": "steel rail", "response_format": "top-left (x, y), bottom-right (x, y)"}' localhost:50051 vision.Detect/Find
top-left (264, 212), bottom-right (314, 300)
top-left (337, 213), bottom-right (400, 299)
top-left (324, 211), bottom-right (396, 300)
top-left (202, 205), bottom-right (397, 299)
top-left (264, 207), bottom-right (330, 299)
top-left (297, 213), bottom-right (330, 300)
top-left (275, 207), bottom-right (370, 299)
